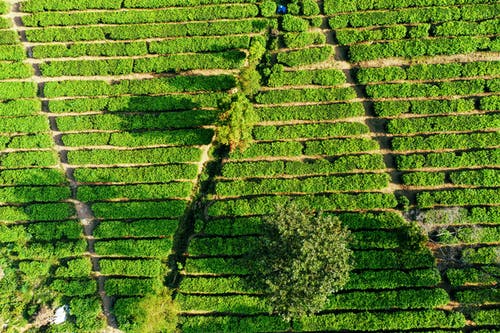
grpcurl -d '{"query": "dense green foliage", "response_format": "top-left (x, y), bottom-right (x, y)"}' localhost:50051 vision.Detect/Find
top-left (247, 204), bottom-right (352, 320)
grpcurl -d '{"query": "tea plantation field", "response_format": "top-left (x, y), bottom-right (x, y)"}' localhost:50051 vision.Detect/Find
top-left (0, 0), bottom-right (498, 332)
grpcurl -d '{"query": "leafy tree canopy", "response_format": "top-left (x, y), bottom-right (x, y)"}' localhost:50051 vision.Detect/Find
top-left (248, 204), bottom-right (353, 321)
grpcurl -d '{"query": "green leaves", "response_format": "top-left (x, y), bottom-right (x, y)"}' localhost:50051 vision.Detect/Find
top-left (247, 204), bottom-right (353, 320)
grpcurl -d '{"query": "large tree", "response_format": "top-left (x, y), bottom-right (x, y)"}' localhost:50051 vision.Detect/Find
top-left (248, 204), bottom-right (353, 321)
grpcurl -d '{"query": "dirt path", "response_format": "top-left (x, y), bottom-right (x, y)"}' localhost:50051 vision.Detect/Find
top-left (6, 0), bottom-right (119, 329)
top-left (323, 29), bottom-right (407, 203)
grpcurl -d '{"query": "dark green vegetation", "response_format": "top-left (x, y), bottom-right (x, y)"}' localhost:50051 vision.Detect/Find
top-left (246, 204), bottom-right (353, 321)
top-left (0, 0), bottom-right (498, 331)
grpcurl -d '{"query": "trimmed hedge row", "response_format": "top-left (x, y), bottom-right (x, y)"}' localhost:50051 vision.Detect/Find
top-left (77, 183), bottom-right (193, 201)
top-left (282, 31), bottom-right (325, 48)
top-left (39, 51), bottom-right (245, 76)
top-left (324, 0), bottom-right (492, 13)
top-left (74, 164), bottom-right (197, 183)
top-left (0, 82), bottom-right (37, 99)
top-left (94, 239), bottom-right (173, 257)
top-left (366, 79), bottom-right (487, 98)
top-left (391, 132), bottom-right (500, 151)
top-left (0, 115), bottom-right (49, 133)
top-left (94, 219), bottom-right (179, 239)
top-left (349, 36), bottom-right (491, 62)
top-left (66, 147), bottom-right (201, 165)
top-left (177, 294), bottom-right (268, 313)
top-left (0, 61), bottom-right (33, 79)
top-left (56, 111), bottom-right (218, 131)
top-left (336, 25), bottom-right (407, 45)
top-left (0, 151), bottom-right (57, 168)
top-left (23, 4), bottom-right (259, 27)
top-left (21, 0), bottom-right (258, 12)
top-left (374, 99), bottom-right (475, 117)
top-left (104, 278), bottom-right (162, 296)
top-left (462, 246), bottom-right (500, 264)
top-left (227, 138), bottom-right (379, 160)
top-left (357, 60), bottom-right (500, 83)
top-left (221, 154), bottom-right (386, 178)
top-left (253, 122), bottom-right (369, 140)
top-left (417, 189), bottom-right (500, 207)
top-left (388, 114), bottom-right (500, 134)
top-left (180, 268), bottom-right (441, 293)
top-left (0, 168), bottom-right (67, 185)
top-left (0, 45), bottom-right (26, 61)
top-left (92, 200), bottom-right (187, 219)
top-left (450, 169), bottom-right (500, 187)
top-left (447, 267), bottom-right (499, 287)
top-left (402, 171), bottom-right (446, 186)
top-left (256, 103), bottom-right (365, 121)
top-left (181, 315), bottom-right (288, 333)
top-left (0, 203), bottom-right (74, 222)
top-left (255, 87), bottom-right (357, 104)
top-left (149, 35), bottom-right (250, 54)
top-left (207, 193), bottom-right (398, 216)
top-left (328, 4), bottom-right (498, 28)
top-left (185, 248), bottom-right (434, 274)
top-left (295, 310), bottom-right (465, 331)
top-left (214, 173), bottom-right (390, 196)
top-left (25, 19), bottom-right (274, 42)
top-left (61, 129), bottom-right (213, 147)
top-left (0, 100), bottom-right (40, 117)
top-left (0, 134), bottom-right (53, 150)
top-left (325, 288), bottom-right (449, 310)
top-left (33, 41), bottom-right (146, 58)
top-left (396, 149), bottom-right (500, 170)
top-left (276, 46), bottom-right (333, 66)
top-left (44, 75), bottom-right (235, 97)
top-left (268, 67), bottom-right (346, 87)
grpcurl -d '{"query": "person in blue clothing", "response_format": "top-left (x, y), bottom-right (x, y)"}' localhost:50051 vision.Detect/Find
top-left (277, 4), bottom-right (287, 14)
